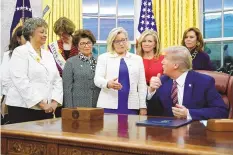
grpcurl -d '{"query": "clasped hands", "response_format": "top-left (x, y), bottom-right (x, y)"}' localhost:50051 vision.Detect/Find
top-left (39, 100), bottom-right (58, 113)
top-left (149, 73), bottom-right (188, 119)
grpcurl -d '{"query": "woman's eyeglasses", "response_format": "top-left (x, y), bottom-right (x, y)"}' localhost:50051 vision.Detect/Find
top-left (113, 38), bottom-right (127, 45)
top-left (79, 41), bottom-right (93, 47)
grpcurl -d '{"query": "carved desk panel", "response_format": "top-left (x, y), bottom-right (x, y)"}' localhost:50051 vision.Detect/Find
top-left (2, 114), bottom-right (233, 155)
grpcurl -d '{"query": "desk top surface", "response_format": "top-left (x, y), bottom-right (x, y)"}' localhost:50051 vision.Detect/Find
top-left (1, 114), bottom-right (233, 155)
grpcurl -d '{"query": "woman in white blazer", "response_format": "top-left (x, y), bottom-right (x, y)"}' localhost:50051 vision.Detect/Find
top-left (94, 27), bottom-right (147, 115)
top-left (6, 18), bottom-right (63, 123)
top-left (0, 26), bottom-right (26, 124)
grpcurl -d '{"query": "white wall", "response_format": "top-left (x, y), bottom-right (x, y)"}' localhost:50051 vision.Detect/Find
top-left (1, 0), bottom-right (43, 62)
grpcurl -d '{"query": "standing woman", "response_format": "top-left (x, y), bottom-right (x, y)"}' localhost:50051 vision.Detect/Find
top-left (94, 27), bottom-right (147, 115)
top-left (48, 17), bottom-right (79, 77)
top-left (6, 18), bottom-right (63, 123)
top-left (0, 26), bottom-right (26, 124)
top-left (181, 27), bottom-right (213, 70)
top-left (48, 17), bottom-right (78, 117)
top-left (63, 29), bottom-right (100, 108)
top-left (137, 30), bottom-right (164, 85)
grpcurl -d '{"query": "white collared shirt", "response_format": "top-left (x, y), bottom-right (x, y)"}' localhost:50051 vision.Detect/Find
top-left (175, 71), bottom-right (188, 105)
top-left (147, 71), bottom-right (188, 103)
top-left (147, 71), bottom-right (191, 119)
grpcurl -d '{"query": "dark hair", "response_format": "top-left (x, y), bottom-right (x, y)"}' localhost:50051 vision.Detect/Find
top-left (181, 27), bottom-right (204, 52)
top-left (53, 17), bottom-right (75, 35)
top-left (72, 29), bottom-right (96, 46)
top-left (8, 26), bottom-right (23, 57)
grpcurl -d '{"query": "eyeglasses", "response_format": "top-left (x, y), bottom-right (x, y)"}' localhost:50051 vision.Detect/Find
top-left (79, 41), bottom-right (93, 47)
top-left (113, 38), bottom-right (127, 45)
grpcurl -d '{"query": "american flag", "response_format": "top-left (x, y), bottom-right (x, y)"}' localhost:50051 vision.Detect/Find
top-left (10, 0), bottom-right (32, 37)
top-left (138, 0), bottom-right (157, 33)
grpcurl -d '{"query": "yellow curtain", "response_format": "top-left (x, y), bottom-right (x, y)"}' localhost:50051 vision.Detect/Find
top-left (152, 0), bottom-right (199, 49)
top-left (42, 0), bottom-right (83, 47)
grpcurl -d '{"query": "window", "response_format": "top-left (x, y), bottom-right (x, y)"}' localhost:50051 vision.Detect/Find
top-left (82, 0), bottom-right (135, 57)
top-left (202, 0), bottom-right (233, 69)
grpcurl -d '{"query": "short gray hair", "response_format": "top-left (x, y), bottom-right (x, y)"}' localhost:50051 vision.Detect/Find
top-left (23, 17), bottom-right (48, 41)
top-left (163, 46), bottom-right (192, 72)
top-left (106, 27), bottom-right (131, 53)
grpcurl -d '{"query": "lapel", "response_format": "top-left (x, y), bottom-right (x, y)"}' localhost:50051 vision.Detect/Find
top-left (165, 78), bottom-right (173, 107)
top-left (77, 55), bottom-right (95, 79)
top-left (158, 76), bottom-right (173, 107)
top-left (27, 42), bottom-right (43, 65)
top-left (158, 77), bottom-right (174, 116)
top-left (27, 42), bottom-right (48, 75)
top-left (123, 52), bottom-right (132, 69)
top-left (183, 71), bottom-right (194, 107)
top-left (124, 53), bottom-right (134, 84)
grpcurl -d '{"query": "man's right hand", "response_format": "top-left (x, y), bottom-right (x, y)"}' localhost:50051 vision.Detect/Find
top-left (149, 73), bottom-right (162, 93)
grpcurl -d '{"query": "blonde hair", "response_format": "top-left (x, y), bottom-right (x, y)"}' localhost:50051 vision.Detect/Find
top-left (137, 29), bottom-right (161, 59)
top-left (106, 27), bottom-right (131, 54)
top-left (163, 46), bottom-right (192, 72)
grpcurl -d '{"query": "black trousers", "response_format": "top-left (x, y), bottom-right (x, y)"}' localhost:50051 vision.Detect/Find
top-left (7, 106), bottom-right (53, 124)
top-left (54, 106), bottom-right (63, 118)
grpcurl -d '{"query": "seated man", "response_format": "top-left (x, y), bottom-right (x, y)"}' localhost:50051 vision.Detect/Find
top-left (147, 46), bottom-right (228, 120)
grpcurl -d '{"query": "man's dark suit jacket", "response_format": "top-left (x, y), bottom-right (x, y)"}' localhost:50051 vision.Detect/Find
top-left (147, 70), bottom-right (229, 120)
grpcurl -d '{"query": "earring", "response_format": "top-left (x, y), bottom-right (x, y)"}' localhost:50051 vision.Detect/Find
top-left (196, 42), bottom-right (200, 47)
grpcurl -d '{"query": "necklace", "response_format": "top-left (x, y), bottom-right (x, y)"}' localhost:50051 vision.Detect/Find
top-left (143, 54), bottom-right (154, 59)
top-left (191, 51), bottom-right (198, 60)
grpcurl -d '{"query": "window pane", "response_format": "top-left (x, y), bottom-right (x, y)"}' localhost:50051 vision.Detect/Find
top-left (99, 45), bottom-right (107, 54)
top-left (204, 42), bottom-right (221, 69)
top-left (118, 0), bottom-right (134, 16)
top-left (83, 18), bottom-right (98, 39)
top-left (204, 0), bottom-right (222, 12)
top-left (83, 0), bottom-right (98, 16)
top-left (204, 13), bottom-right (222, 38)
top-left (100, 19), bottom-right (116, 40)
top-left (92, 46), bottom-right (99, 58)
top-left (118, 19), bottom-right (134, 40)
top-left (224, 0), bottom-right (233, 10)
top-left (129, 45), bottom-right (135, 54)
top-left (224, 11), bottom-right (233, 37)
top-left (100, 0), bottom-right (116, 16)
top-left (223, 42), bottom-right (233, 66)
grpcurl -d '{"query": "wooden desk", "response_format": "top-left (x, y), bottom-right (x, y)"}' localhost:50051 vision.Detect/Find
top-left (1, 114), bottom-right (233, 155)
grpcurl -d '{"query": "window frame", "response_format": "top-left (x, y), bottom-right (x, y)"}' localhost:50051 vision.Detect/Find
top-left (82, 0), bottom-right (136, 45)
top-left (200, 0), bottom-right (233, 66)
